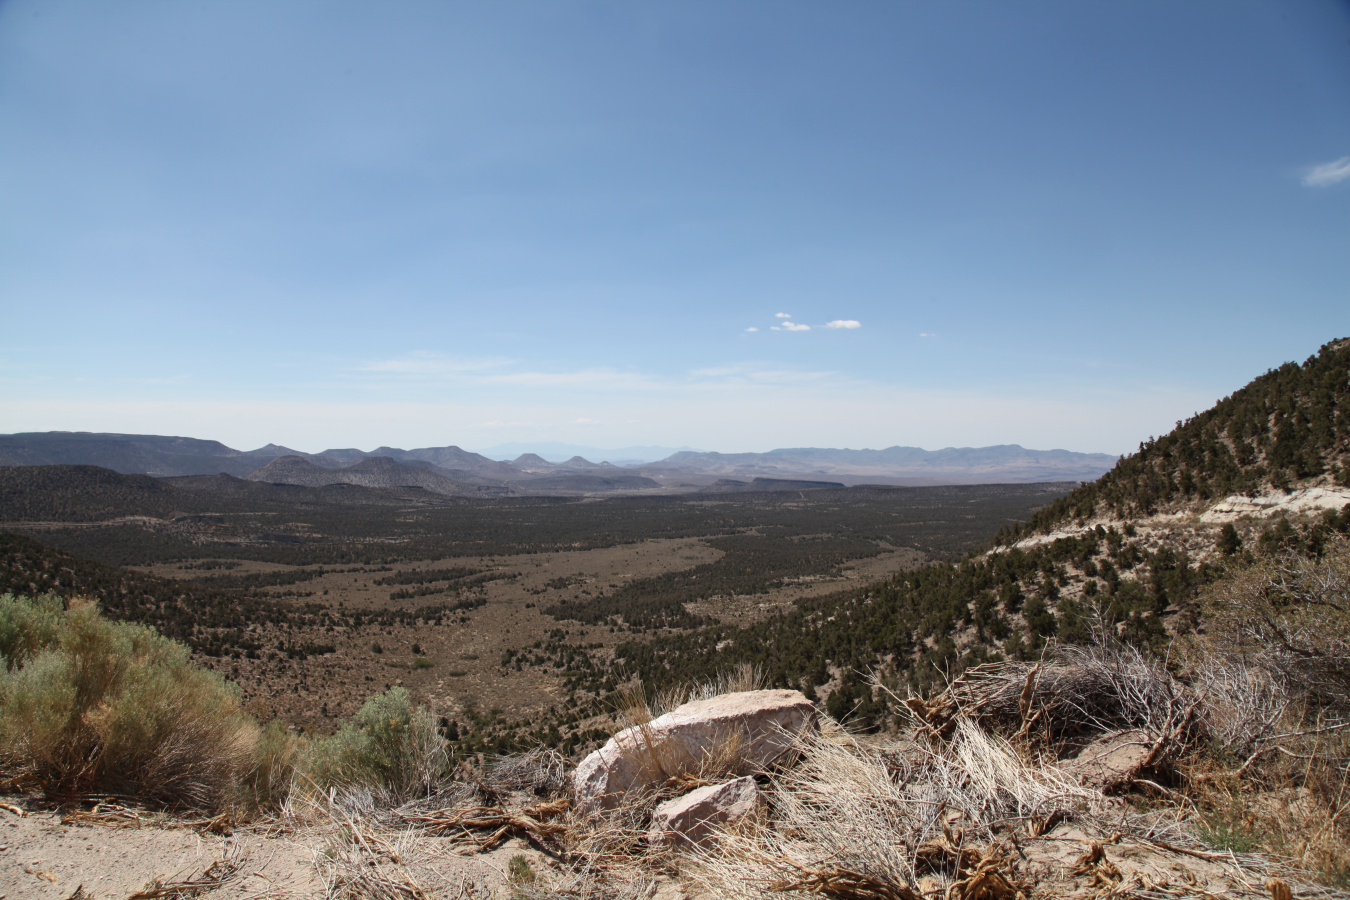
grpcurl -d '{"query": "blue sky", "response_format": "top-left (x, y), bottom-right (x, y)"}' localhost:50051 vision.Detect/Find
top-left (1, 0), bottom-right (1347, 455)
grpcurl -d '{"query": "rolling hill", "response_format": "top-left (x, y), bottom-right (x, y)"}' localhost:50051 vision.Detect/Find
top-left (0, 465), bottom-right (217, 521)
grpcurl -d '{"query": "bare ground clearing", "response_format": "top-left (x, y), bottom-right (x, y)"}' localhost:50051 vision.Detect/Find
top-left (126, 537), bottom-right (924, 733)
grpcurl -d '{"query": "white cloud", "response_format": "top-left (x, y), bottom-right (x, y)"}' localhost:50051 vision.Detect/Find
top-left (775, 312), bottom-right (792, 318)
top-left (782, 321), bottom-right (811, 331)
top-left (746, 326), bottom-right (758, 332)
top-left (1303, 156), bottom-right (1350, 187)
top-left (771, 326), bottom-right (781, 331)
top-left (825, 319), bottom-right (861, 329)
top-left (920, 332), bottom-right (936, 338)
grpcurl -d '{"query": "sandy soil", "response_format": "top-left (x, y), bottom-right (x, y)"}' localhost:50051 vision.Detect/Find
top-left (0, 800), bottom-right (1307, 900)
top-left (0, 802), bottom-right (591, 900)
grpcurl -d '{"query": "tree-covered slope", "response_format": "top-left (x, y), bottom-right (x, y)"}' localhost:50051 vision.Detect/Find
top-left (1002, 338), bottom-right (1350, 539)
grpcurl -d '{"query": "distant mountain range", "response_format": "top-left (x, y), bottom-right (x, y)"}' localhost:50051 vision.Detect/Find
top-left (648, 445), bottom-right (1119, 484)
top-left (471, 441), bottom-right (702, 463)
top-left (0, 432), bottom-right (1119, 494)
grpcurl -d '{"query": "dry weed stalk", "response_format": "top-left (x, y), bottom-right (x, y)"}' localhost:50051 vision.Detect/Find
top-left (1187, 653), bottom-right (1294, 760)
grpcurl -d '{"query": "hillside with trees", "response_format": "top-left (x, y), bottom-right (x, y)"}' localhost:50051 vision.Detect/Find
top-left (1002, 337), bottom-right (1350, 536)
top-left (597, 339), bottom-right (1350, 717)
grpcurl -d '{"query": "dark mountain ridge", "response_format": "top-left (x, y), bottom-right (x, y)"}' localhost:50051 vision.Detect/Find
top-left (0, 432), bottom-right (280, 478)
top-left (328, 445), bottom-right (521, 480)
top-left (245, 455), bottom-right (508, 497)
top-left (519, 473), bottom-right (662, 492)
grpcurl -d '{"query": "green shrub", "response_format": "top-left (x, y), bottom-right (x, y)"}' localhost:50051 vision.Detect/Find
top-left (0, 592), bottom-right (62, 670)
top-left (1196, 806), bottom-right (1262, 854)
top-left (508, 853), bottom-right (537, 884)
top-left (0, 594), bottom-right (261, 811)
top-left (309, 687), bottom-right (449, 802)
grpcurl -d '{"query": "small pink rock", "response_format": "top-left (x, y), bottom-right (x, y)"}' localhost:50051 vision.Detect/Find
top-left (648, 776), bottom-right (761, 848)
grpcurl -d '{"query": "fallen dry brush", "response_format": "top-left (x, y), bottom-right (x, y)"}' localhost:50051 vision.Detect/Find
top-left (907, 642), bottom-right (1201, 753)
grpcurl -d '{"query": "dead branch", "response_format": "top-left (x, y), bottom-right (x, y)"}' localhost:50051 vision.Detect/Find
top-left (398, 798), bottom-right (571, 850)
top-left (768, 860), bottom-right (923, 900)
top-left (124, 858), bottom-right (244, 899)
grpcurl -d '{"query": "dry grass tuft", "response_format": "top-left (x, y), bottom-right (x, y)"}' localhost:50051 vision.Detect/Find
top-left (316, 826), bottom-right (430, 900)
top-left (482, 746), bottom-right (570, 797)
top-left (687, 719), bottom-right (1097, 899)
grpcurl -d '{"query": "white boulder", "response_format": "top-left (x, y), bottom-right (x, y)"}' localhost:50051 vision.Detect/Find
top-left (573, 689), bottom-right (816, 811)
top-left (648, 775), bottom-right (761, 847)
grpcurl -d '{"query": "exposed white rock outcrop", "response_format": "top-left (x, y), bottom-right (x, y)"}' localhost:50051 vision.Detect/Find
top-left (573, 689), bottom-right (816, 811)
top-left (1199, 486), bottom-right (1350, 523)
